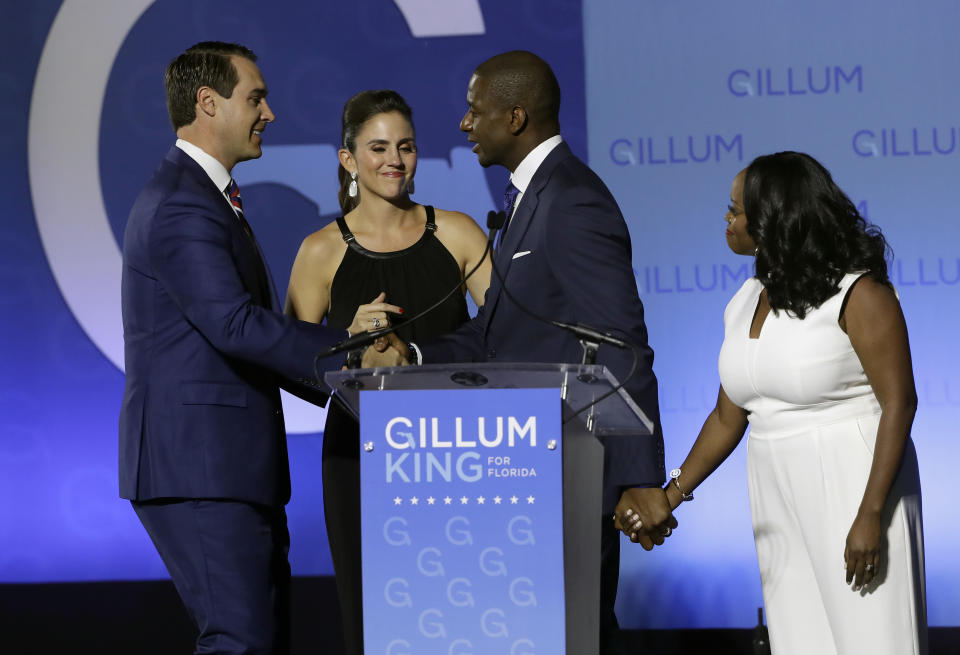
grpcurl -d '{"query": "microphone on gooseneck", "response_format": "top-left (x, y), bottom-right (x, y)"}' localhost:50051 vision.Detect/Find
top-left (482, 210), bottom-right (641, 423)
top-left (314, 210), bottom-right (506, 366)
top-left (485, 210), bottom-right (630, 354)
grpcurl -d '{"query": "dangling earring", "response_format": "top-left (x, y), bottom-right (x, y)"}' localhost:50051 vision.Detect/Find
top-left (348, 172), bottom-right (358, 198)
top-left (406, 179), bottom-right (415, 195)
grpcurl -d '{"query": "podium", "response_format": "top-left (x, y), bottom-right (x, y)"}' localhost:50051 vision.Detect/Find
top-left (325, 362), bottom-right (653, 655)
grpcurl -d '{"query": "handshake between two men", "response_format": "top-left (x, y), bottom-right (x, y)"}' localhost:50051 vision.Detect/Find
top-left (359, 330), bottom-right (411, 368)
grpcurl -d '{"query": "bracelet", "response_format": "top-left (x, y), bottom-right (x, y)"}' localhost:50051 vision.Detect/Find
top-left (669, 468), bottom-right (694, 502)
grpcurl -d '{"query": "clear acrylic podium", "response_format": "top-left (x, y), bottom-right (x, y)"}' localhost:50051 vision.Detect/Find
top-left (325, 362), bottom-right (653, 655)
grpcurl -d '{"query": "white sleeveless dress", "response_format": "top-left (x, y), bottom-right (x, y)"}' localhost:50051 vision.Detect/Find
top-left (718, 273), bottom-right (927, 655)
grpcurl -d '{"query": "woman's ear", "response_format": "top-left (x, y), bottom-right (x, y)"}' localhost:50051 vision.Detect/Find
top-left (338, 148), bottom-right (355, 173)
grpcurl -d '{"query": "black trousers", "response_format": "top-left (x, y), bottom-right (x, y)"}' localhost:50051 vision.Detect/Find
top-left (321, 400), bottom-right (364, 655)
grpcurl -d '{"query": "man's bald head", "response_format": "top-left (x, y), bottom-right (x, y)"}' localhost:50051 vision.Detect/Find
top-left (474, 51), bottom-right (561, 128)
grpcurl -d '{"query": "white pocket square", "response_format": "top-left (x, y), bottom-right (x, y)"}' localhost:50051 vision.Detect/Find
top-left (512, 250), bottom-right (532, 260)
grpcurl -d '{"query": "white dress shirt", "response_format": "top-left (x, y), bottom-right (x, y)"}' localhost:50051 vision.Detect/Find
top-left (508, 134), bottom-right (563, 217)
top-left (175, 138), bottom-right (237, 214)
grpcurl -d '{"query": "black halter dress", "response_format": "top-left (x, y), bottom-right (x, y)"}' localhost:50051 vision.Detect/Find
top-left (322, 205), bottom-right (469, 655)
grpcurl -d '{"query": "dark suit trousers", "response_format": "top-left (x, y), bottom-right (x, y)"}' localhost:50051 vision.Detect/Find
top-left (132, 499), bottom-right (291, 655)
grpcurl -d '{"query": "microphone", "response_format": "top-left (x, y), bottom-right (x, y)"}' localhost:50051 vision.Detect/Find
top-left (316, 210), bottom-right (505, 361)
top-left (485, 210), bottom-right (629, 357)
top-left (320, 326), bottom-right (394, 357)
top-left (559, 322), bottom-right (629, 351)
top-left (487, 208), bottom-right (506, 231)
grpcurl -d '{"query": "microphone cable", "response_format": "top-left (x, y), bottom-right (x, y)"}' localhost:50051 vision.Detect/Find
top-left (481, 211), bottom-right (642, 426)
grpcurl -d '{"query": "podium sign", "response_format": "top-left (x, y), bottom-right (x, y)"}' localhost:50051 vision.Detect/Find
top-left (359, 387), bottom-right (566, 654)
top-left (329, 362), bottom-right (652, 655)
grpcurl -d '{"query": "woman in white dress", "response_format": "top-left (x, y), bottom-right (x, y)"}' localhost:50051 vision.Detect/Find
top-left (616, 151), bottom-right (927, 654)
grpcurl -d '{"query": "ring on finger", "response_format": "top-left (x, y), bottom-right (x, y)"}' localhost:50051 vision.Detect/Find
top-left (865, 563), bottom-right (875, 573)
top-left (662, 526), bottom-right (672, 537)
top-left (372, 317), bottom-right (381, 329)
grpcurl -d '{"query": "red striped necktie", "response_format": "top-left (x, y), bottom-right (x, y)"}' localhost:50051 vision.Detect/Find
top-left (225, 179), bottom-right (255, 242)
top-left (224, 179), bottom-right (273, 303)
top-left (227, 179), bottom-right (244, 214)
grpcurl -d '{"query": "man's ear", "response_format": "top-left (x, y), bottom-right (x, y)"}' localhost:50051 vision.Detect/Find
top-left (508, 105), bottom-right (528, 135)
top-left (196, 86), bottom-right (217, 118)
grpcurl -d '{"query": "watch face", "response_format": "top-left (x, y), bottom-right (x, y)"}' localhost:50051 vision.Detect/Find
top-left (670, 468), bottom-right (681, 479)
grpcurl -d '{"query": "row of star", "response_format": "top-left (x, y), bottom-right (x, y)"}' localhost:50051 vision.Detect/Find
top-left (392, 495), bottom-right (536, 506)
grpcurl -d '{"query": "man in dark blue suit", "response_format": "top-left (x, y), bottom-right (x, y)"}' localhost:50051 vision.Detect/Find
top-left (373, 50), bottom-right (675, 654)
top-left (119, 42), bottom-right (357, 654)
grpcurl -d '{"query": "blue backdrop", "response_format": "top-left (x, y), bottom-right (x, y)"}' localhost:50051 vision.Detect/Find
top-left (2, 0), bottom-right (956, 629)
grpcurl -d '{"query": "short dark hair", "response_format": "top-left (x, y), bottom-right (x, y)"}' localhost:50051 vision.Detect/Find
top-left (337, 89), bottom-right (414, 214)
top-left (164, 41), bottom-right (257, 131)
top-left (743, 151), bottom-right (890, 318)
top-left (475, 50), bottom-right (561, 124)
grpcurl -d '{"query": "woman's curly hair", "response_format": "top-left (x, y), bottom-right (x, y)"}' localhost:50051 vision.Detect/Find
top-left (742, 151), bottom-right (891, 318)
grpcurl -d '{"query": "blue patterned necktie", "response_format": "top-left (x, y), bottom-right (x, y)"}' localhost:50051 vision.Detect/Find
top-left (497, 182), bottom-right (520, 251)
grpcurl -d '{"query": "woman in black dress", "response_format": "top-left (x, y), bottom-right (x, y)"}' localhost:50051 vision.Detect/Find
top-left (285, 89), bottom-right (491, 655)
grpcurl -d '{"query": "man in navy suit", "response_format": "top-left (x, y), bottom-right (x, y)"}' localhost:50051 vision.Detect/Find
top-left (373, 50), bottom-right (674, 654)
top-left (119, 42), bottom-right (358, 654)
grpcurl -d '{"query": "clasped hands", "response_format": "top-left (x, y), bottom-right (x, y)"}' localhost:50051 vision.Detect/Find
top-left (613, 486), bottom-right (678, 551)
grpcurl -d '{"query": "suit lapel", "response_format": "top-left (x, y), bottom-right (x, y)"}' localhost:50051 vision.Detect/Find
top-left (251, 238), bottom-right (281, 311)
top-left (167, 147), bottom-right (276, 309)
top-left (483, 142), bottom-right (572, 329)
